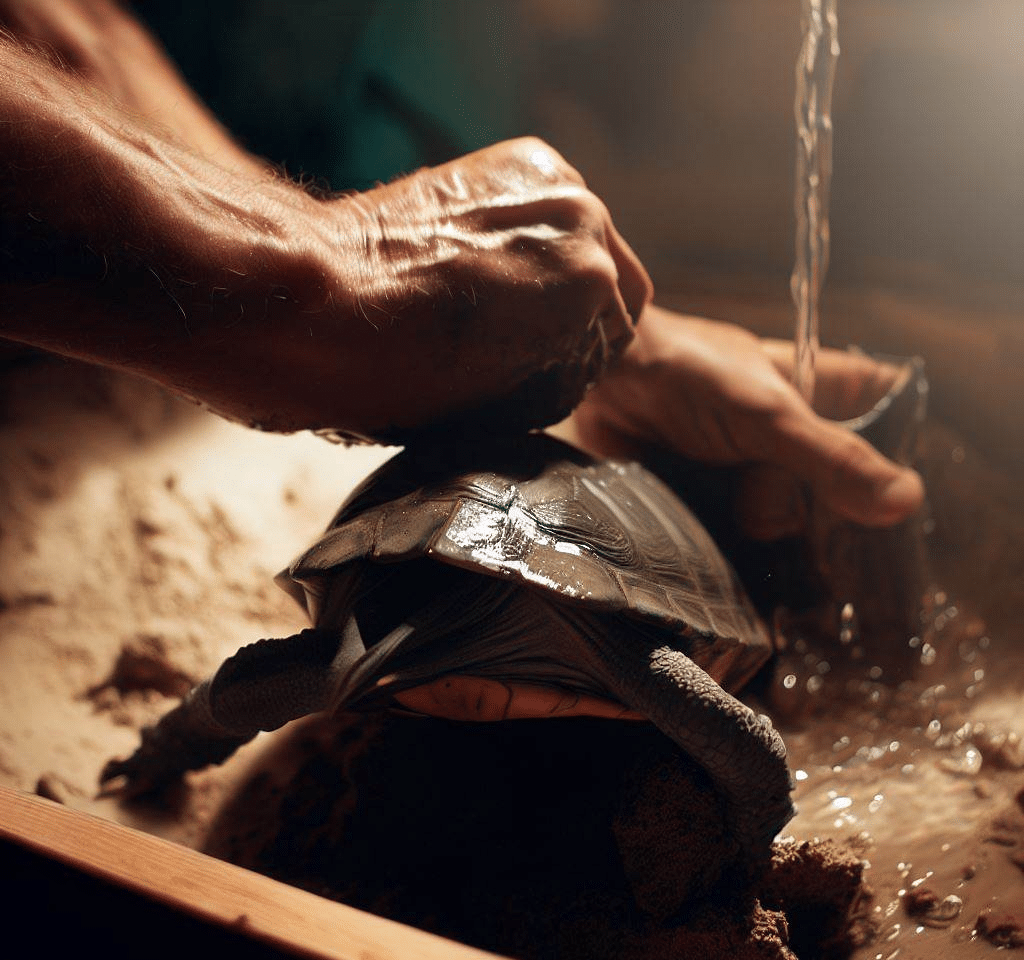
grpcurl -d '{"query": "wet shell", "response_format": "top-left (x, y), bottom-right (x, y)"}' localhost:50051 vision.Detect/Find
top-left (280, 434), bottom-right (772, 700)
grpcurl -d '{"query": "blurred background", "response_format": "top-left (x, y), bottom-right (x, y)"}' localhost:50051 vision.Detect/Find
top-left (515, 0), bottom-right (1022, 294)
top-left (141, 0), bottom-right (1023, 289)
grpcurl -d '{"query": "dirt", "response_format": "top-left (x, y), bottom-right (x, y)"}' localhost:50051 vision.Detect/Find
top-left (3, 350), bottom-right (1024, 958)
top-left (200, 712), bottom-right (866, 960)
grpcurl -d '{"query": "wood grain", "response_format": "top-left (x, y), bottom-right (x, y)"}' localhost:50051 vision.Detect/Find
top-left (0, 784), bottom-right (507, 960)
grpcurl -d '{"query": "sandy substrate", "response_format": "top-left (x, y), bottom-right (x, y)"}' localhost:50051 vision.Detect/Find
top-left (2, 351), bottom-right (1024, 958)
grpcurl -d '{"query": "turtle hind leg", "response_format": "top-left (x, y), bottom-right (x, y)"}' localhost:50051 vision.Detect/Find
top-left (100, 625), bottom-right (354, 796)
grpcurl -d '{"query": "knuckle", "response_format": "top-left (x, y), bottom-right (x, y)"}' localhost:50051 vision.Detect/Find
top-left (507, 135), bottom-right (585, 185)
top-left (561, 187), bottom-right (608, 226)
top-left (563, 245), bottom-right (619, 296)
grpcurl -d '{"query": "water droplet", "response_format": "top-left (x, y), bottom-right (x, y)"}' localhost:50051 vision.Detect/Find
top-left (840, 603), bottom-right (858, 644)
top-left (940, 746), bottom-right (982, 776)
top-left (869, 665), bottom-right (884, 680)
top-left (920, 643), bottom-right (937, 666)
top-left (794, 768), bottom-right (809, 781)
top-left (783, 674), bottom-right (797, 689)
top-left (830, 796), bottom-right (853, 810)
top-left (807, 675), bottom-right (823, 693)
top-left (919, 894), bottom-right (964, 928)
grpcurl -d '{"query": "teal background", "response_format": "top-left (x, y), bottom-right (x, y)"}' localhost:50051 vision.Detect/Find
top-left (140, 0), bottom-right (523, 190)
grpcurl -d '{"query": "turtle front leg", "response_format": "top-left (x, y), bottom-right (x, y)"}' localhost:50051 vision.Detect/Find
top-left (100, 625), bottom-right (353, 795)
top-left (99, 678), bottom-right (254, 796)
top-left (569, 616), bottom-right (794, 868)
top-left (635, 645), bottom-right (793, 862)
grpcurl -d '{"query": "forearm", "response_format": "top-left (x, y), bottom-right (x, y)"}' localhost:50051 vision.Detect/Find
top-left (3, 37), bottom-right (324, 309)
top-left (1, 34), bottom-right (368, 416)
top-left (1, 31), bottom-right (650, 439)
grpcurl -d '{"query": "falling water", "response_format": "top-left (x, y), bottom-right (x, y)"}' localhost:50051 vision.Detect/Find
top-left (791, 0), bottom-right (839, 405)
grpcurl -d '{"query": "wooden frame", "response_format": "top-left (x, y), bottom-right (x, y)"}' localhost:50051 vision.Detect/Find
top-left (0, 785), bottom-right (506, 960)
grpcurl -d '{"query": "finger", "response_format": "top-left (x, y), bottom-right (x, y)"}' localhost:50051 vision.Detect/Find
top-left (596, 282), bottom-right (638, 366)
top-left (770, 409), bottom-right (925, 527)
top-left (604, 216), bottom-right (653, 326)
top-left (565, 241), bottom-right (635, 370)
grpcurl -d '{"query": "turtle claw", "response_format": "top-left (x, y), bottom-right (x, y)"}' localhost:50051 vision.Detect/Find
top-left (98, 699), bottom-right (252, 799)
top-left (98, 731), bottom-right (191, 799)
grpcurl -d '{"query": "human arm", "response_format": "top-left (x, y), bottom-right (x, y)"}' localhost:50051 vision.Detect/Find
top-left (0, 10), bottom-right (651, 441)
top-left (0, 0), bottom-right (267, 175)
top-left (557, 305), bottom-right (925, 536)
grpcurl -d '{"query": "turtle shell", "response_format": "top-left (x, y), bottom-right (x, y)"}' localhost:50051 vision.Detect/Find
top-left (279, 435), bottom-right (771, 699)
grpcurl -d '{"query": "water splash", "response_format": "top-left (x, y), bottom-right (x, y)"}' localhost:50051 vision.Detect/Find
top-left (791, 0), bottom-right (840, 405)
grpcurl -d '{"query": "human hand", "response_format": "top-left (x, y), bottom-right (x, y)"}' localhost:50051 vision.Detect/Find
top-left (293, 136), bottom-right (652, 440)
top-left (0, 39), bottom-right (651, 443)
top-left (557, 305), bottom-right (924, 538)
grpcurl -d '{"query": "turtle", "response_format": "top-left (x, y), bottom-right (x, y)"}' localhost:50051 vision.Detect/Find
top-left (101, 434), bottom-right (794, 865)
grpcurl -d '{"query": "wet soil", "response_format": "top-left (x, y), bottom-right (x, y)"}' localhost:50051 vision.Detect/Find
top-left (201, 712), bottom-right (868, 960)
top-left (2, 352), bottom-right (1024, 958)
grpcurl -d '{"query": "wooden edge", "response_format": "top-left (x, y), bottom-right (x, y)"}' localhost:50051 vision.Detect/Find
top-left (0, 784), bottom-right (508, 960)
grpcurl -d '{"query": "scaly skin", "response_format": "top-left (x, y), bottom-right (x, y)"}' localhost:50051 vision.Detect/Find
top-left (102, 614), bottom-right (793, 865)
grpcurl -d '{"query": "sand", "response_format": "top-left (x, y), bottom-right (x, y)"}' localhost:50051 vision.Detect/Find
top-left (2, 347), bottom-right (1024, 958)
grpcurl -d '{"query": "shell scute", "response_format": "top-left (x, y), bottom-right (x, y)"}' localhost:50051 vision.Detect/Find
top-left (282, 437), bottom-right (771, 679)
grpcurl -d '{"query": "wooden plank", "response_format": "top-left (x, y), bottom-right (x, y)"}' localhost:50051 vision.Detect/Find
top-left (0, 785), bottom-right (507, 960)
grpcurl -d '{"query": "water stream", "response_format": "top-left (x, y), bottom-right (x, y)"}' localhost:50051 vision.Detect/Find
top-left (791, 0), bottom-right (840, 405)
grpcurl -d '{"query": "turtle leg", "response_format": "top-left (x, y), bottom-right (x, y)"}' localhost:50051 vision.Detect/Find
top-left (100, 624), bottom-right (360, 795)
top-left (565, 613), bottom-right (794, 868)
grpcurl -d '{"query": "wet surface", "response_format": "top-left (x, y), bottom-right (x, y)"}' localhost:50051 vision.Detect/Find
top-left (3, 349), bottom-right (1024, 958)
top-left (766, 420), bottom-right (1024, 959)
